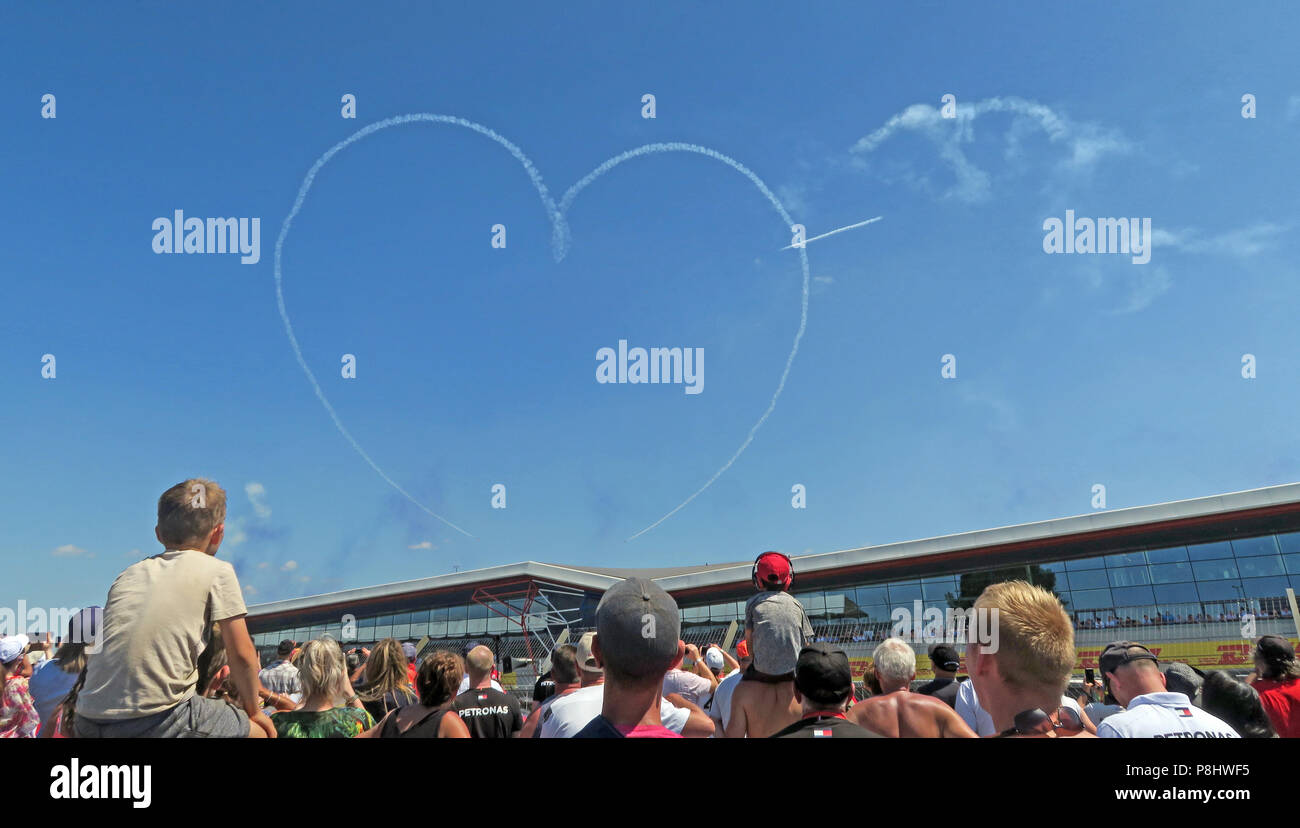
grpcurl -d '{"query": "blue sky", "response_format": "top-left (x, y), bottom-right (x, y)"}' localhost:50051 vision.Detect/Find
top-left (3, 2), bottom-right (1299, 615)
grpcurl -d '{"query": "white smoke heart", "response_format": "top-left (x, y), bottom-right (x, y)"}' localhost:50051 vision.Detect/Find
top-left (273, 114), bottom-right (818, 541)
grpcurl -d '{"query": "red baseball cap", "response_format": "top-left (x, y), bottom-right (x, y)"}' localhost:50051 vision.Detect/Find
top-left (755, 552), bottom-right (792, 588)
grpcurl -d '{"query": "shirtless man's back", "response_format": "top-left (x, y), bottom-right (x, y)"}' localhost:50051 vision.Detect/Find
top-left (725, 678), bottom-right (800, 738)
top-left (849, 690), bottom-right (977, 738)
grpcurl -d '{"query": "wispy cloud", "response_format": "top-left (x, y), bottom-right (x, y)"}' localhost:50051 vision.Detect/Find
top-left (226, 481), bottom-right (277, 548)
top-left (851, 96), bottom-right (1131, 203)
top-left (1152, 222), bottom-right (1288, 258)
top-left (408, 540), bottom-right (435, 550)
top-left (281, 560), bottom-right (298, 572)
top-left (245, 482), bottom-right (271, 519)
top-left (1102, 223), bottom-right (1284, 314)
top-left (1109, 265), bottom-right (1173, 315)
top-left (52, 544), bottom-right (91, 558)
top-left (1061, 256), bottom-right (1174, 317)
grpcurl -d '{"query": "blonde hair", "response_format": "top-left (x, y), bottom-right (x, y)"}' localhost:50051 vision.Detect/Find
top-left (297, 637), bottom-right (346, 700)
top-left (157, 478), bottom-right (227, 547)
top-left (358, 638), bottom-right (416, 705)
top-left (974, 580), bottom-right (1075, 694)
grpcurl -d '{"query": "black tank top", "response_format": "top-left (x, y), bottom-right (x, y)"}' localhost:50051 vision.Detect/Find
top-left (380, 704), bottom-right (453, 738)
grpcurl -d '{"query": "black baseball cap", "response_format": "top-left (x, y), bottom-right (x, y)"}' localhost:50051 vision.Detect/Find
top-left (928, 643), bottom-right (961, 673)
top-left (277, 639), bottom-right (296, 657)
top-left (794, 644), bottom-right (853, 705)
top-left (1099, 641), bottom-right (1158, 676)
top-left (1255, 635), bottom-right (1296, 667)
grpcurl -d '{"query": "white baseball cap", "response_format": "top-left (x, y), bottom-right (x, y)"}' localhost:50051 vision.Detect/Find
top-left (575, 631), bottom-right (602, 674)
top-left (705, 647), bottom-right (725, 672)
top-left (0, 634), bottom-right (30, 665)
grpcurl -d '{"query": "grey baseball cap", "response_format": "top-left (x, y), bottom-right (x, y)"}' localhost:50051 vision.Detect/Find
top-left (1162, 661), bottom-right (1205, 699)
top-left (595, 578), bottom-right (681, 680)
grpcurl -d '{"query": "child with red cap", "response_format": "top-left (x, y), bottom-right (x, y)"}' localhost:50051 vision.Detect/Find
top-left (744, 551), bottom-right (813, 680)
top-left (724, 552), bottom-right (816, 737)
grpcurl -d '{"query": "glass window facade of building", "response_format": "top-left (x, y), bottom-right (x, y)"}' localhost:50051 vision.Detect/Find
top-left (669, 530), bottom-right (1300, 637)
top-left (249, 530), bottom-right (1300, 650)
top-left (248, 589), bottom-right (587, 651)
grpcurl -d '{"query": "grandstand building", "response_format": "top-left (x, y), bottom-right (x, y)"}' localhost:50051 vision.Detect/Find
top-left (246, 484), bottom-right (1300, 692)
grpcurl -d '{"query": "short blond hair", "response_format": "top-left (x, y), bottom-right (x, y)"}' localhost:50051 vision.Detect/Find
top-left (974, 580), bottom-right (1075, 694)
top-left (157, 478), bottom-right (226, 547)
top-left (466, 645), bottom-right (495, 676)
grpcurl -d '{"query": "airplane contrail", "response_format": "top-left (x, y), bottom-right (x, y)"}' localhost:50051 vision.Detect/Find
top-left (780, 215), bottom-right (883, 250)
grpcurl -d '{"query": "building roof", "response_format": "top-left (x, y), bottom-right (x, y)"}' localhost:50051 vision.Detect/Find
top-left (540, 561), bottom-right (750, 579)
top-left (246, 481), bottom-right (1300, 620)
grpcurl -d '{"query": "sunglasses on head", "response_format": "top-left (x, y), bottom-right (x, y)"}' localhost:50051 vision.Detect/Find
top-left (996, 705), bottom-right (1084, 738)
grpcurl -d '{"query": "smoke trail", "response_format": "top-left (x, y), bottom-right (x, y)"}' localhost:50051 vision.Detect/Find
top-left (275, 115), bottom-right (562, 539)
top-left (558, 143), bottom-right (814, 541)
top-left (277, 121), bottom-right (828, 542)
top-left (780, 215), bottom-right (883, 250)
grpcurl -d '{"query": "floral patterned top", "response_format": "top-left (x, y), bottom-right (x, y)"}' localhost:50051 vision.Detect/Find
top-left (0, 676), bottom-right (40, 738)
top-left (271, 706), bottom-right (373, 738)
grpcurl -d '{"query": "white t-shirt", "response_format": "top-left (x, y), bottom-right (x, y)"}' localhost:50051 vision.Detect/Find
top-left (458, 675), bottom-right (503, 695)
top-left (78, 549), bottom-right (246, 720)
top-left (663, 669), bottom-right (713, 707)
top-left (1097, 692), bottom-right (1240, 739)
top-left (537, 683), bottom-right (689, 738)
top-left (708, 670), bottom-right (743, 735)
top-left (1085, 701), bottom-right (1123, 725)
top-left (955, 679), bottom-right (996, 736)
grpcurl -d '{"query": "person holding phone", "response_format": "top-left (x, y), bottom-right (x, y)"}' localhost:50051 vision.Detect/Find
top-left (1077, 667), bottom-right (1122, 726)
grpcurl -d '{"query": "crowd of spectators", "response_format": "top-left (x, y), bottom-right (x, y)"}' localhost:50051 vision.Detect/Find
top-left (2, 479), bottom-right (1298, 740)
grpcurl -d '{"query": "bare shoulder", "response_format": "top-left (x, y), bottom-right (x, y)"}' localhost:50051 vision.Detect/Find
top-left (849, 695), bottom-right (886, 719)
top-left (902, 691), bottom-right (952, 710)
top-left (730, 680), bottom-right (756, 704)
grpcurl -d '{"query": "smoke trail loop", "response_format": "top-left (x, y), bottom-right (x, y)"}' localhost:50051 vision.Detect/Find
top-left (276, 119), bottom-right (845, 541)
